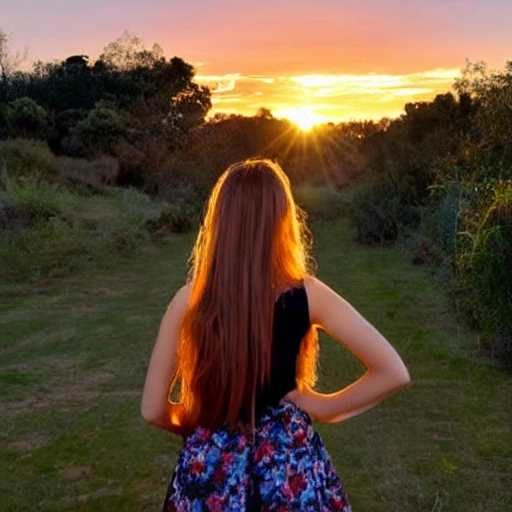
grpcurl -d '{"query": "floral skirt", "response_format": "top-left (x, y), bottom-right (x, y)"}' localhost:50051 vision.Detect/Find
top-left (163, 400), bottom-right (352, 511)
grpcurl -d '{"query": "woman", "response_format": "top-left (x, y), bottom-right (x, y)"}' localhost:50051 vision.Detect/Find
top-left (141, 159), bottom-right (410, 511)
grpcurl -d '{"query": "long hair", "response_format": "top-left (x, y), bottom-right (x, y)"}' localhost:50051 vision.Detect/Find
top-left (176, 159), bottom-right (318, 432)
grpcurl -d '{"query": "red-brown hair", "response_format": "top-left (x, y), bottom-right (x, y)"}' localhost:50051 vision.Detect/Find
top-left (176, 159), bottom-right (317, 431)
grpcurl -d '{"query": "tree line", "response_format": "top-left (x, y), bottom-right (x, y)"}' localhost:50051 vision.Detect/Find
top-left (0, 31), bottom-right (211, 191)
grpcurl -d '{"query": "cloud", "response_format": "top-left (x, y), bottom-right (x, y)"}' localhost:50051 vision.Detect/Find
top-left (196, 68), bottom-right (461, 122)
top-left (196, 73), bottom-right (242, 93)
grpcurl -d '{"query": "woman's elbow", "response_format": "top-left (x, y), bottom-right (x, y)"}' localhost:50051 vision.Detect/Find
top-left (373, 364), bottom-right (410, 396)
top-left (141, 401), bottom-right (162, 426)
top-left (391, 365), bottom-right (411, 391)
top-left (140, 406), bottom-right (154, 425)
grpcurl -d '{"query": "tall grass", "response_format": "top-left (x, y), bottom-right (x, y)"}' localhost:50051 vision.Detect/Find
top-left (454, 179), bottom-right (512, 363)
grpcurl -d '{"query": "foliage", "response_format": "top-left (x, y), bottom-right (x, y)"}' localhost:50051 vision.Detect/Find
top-left (71, 102), bottom-right (128, 157)
top-left (343, 60), bottom-right (512, 364)
top-left (0, 28), bottom-right (26, 97)
top-left (162, 113), bottom-right (371, 196)
top-left (1, 32), bottom-right (211, 191)
top-left (347, 91), bottom-right (476, 245)
top-left (0, 175), bottom-right (162, 282)
top-left (1, 173), bottom-right (63, 224)
top-left (3, 97), bottom-right (48, 139)
top-left (424, 191), bottom-right (460, 257)
top-left (454, 59), bottom-right (512, 164)
top-left (350, 167), bottom-right (421, 244)
top-left (0, 138), bottom-right (56, 179)
top-left (147, 201), bottom-right (199, 234)
top-left (0, 216), bottom-right (93, 281)
top-left (98, 31), bottom-right (164, 71)
top-left (52, 154), bottom-right (119, 192)
top-left (453, 179), bottom-right (512, 363)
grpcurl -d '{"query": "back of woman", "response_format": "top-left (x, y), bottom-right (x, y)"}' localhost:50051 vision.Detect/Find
top-left (141, 159), bottom-right (410, 511)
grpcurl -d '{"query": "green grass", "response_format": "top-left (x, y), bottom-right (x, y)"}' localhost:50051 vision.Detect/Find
top-left (0, 181), bottom-right (163, 283)
top-left (1, 218), bottom-right (511, 511)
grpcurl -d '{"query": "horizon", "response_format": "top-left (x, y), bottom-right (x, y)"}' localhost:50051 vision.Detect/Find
top-left (3, 0), bottom-right (511, 125)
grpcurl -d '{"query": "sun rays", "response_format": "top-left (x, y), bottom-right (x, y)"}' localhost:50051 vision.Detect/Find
top-left (249, 112), bottom-right (361, 188)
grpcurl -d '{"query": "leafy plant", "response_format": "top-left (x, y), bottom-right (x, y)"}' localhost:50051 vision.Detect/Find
top-left (147, 202), bottom-right (199, 234)
top-left (0, 139), bottom-right (56, 180)
top-left (454, 179), bottom-right (512, 363)
top-left (350, 167), bottom-right (421, 244)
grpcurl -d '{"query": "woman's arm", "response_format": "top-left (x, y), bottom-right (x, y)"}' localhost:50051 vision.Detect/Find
top-left (287, 277), bottom-right (410, 423)
top-left (140, 284), bottom-right (190, 434)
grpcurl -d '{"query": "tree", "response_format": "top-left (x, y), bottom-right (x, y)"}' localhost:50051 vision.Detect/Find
top-left (71, 102), bottom-right (127, 156)
top-left (93, 38), bottom-right (212, 190)
top-left (454, 60), bottom-right (512, 166)
top-left (0, 29), bottom-right (27, 101)
top-left (5, 97), bottom-right (48, 139)
top-left (98, 31), bottom-right (164, 71)
top-left (0, 32), bottom-right (212, 190)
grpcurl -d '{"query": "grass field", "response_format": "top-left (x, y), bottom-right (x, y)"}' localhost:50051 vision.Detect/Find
top-left (1, 219), bottom-right (511, 511)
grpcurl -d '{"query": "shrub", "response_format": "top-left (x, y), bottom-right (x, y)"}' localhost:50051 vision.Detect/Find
top-left (425, 191), bottom-right (460, 256)
top-left (350, 169), bottom-right (421, 244)
top-left (5, 97), bottom-right (49, 140)
top-left (147, 202), bottom-right (199, 234)
top-left (160, 156), bottom-right (222, 198)
top-left (53, 155), bottom-right (119, 193)
top-left (0, 173), bottom-right (63, 224)
top-left (454, 179), bottom-right (512, 364)
top-left (0, 139), bottom-right (56, 180)
top-left (408, 189), bottom-right (461, 268)
top-left (110, 188), bottom-right (157, 249)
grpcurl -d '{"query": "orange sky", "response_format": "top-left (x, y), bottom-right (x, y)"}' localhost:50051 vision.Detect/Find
top-left (3, 0), bottom-right (512, 124)
top-left (195, 69), bottom-right (462, 124)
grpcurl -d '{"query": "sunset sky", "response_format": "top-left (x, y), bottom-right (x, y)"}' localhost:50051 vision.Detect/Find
top-left (3, 0), bottom-right (512, 124)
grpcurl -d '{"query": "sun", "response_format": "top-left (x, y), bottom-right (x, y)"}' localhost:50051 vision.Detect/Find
top-left (275, 107), bottom-right (324, 131)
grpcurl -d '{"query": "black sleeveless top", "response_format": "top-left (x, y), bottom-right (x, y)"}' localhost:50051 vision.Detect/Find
top-left (255, 284), bottom-right (310, 414)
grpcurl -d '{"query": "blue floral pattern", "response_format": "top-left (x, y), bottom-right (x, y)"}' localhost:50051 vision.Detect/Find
top-left (163, 401), bottom-right (352, 511)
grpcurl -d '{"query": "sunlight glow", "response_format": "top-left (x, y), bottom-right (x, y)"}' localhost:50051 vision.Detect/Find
top-left (195, 68), bottom-right (460, 122)
top-left (275, 107), bottom-right (325, 131)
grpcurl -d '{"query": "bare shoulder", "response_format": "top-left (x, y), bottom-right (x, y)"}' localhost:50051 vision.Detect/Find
top-left (174, 282), bottom-right (192, 303)
top-left (303, 275), bottom-right (324, 295)
top-left (165, 283), bottom-right (192, 317)
top-left (303, 276), bottom-right (343, 325)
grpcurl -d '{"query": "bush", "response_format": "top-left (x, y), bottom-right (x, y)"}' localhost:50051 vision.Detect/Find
top-left (0, 139), bottom-right (56, 180)
top-left (1, 174), bottom-right (63, 224)
top-left (53, 155), bottom-right (119, 193)
top-left (160, 156), bottom-right (222, 198)
top-left (5, 97), bottom-right (49, 140)
top-left (438, 178), bottom-right (512, 365)
top-left (350, 169), bottom-right (421, 245)
top-left (406, 190), bottom-right (461, 269)
top-left (425, 191), bottom-right (460, 256)
top-left (147, 202), bottom-right (199, 234)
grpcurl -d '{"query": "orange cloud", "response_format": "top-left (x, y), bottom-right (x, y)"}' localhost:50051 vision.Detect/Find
top-left (196, 68), bottom-right (461, 122)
